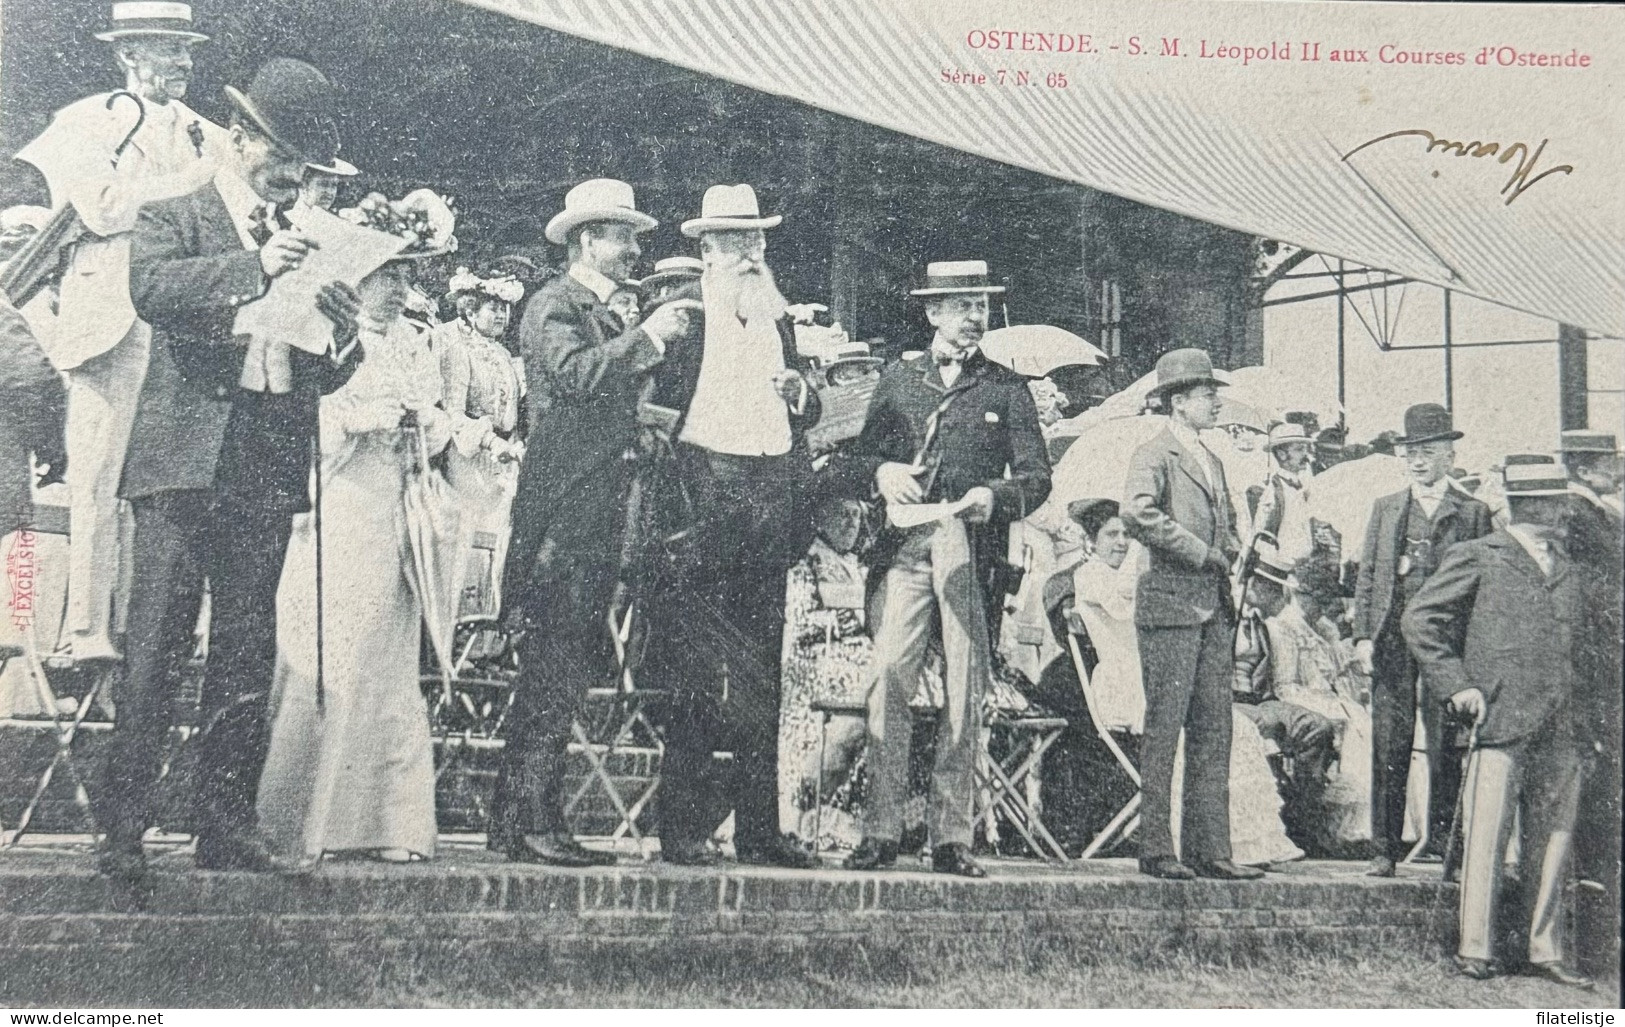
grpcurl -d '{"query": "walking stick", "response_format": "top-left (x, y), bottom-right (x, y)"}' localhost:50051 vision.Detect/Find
top-left (312, 432), bottom-right (325, 713)
top-left (1423, 717), bottom-right (1478, 957)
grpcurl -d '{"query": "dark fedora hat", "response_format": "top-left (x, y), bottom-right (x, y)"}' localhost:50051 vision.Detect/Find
top-left (1395, 403), bottom-right (1463, 446)
top-left (1148, 347), bottom-right (1228, 398)
top-left (224, 58), bottom-right (342, 167)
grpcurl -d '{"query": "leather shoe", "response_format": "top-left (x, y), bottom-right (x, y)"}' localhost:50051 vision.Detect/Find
top-left (661, 838), bottom-right (720, 866)
top-left (1139, 856), bottom-right (1196, 880)
top-left (1366, 856), bottom-right (1397, 878)
top-left (195, 830), bottom-right (310, 874)
top-left (1191, 859), bottom-right (1266, 881)
top-left (1454, 956), bottom-right (1501, 980)
top-left (505, 831), bottom-right (616, 868)
top-left (97, 833), bottom-right (151, 885)
top-left (843, 837), bottom-right (899, 871)
top-left (1526, 962), bottom-right (1594, 990)
top-left (931, 843), bottom-right (987, 878)
top-left (737, 834), bottom-right (819, 870)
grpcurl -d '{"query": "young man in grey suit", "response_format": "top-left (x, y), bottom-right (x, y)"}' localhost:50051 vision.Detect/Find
top-left (1121, 348), bottom-right (1262, 881)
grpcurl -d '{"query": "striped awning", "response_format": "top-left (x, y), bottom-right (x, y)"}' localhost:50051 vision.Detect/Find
top-left (463, 0), bottom-right (1625, 336)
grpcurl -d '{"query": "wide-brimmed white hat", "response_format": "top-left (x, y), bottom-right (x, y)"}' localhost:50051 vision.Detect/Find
top-left (1266, 423), bottom-right (1312, 450)
top-left (95, 2), bottom-right (209, 43)
top-left (681, 184), bottom-right (782, 238)
top-left (305, 156), bottom-right (359, 177)
top-left (544, 178), bottom-right (657, 245)
top-left (909, 260), bottom-right (1006, 297)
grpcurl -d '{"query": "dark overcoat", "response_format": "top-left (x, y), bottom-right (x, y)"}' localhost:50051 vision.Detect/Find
top-left (1352, 485), bottom-right (1492, 642)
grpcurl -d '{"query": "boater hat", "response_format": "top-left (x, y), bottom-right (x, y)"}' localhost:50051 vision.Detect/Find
top-left (1251, 540), bottom-right (1294, 587)
top-left (1148, 348), bottom-right (1228, 398)
top-left (1395, 403), bottom-right (1463, 446)
top-left (1558, 430), bottom-right (1620, 455)
top-left (545, 178), bottom-right (658, 245)
top-left (681, 184), bottom-right (782, 237)
top-left (224, 58), bottom-right (343, 168)
top-left (95, 2), bottom-right (209, 43)
top-left (910, 260), bottom-right (1006, 297)
top-left (1266, 422), bottom-right (1312, 450)
top-left (1502, 462), bottom-right (1574, 498)
top-left (635, 256), bottom-right (704, 291)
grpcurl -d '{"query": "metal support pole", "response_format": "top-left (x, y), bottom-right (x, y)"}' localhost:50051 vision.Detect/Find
top-left (1442, 288), bottom-right (1454, 412)
top-left (1336, 259), bottom-right (1346, 409)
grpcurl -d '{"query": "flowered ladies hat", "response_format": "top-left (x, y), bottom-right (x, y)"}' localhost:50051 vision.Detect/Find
top-left (447, 266), bottom-right (524, 305)
top-left (338, 188), bottom-right (458, 259)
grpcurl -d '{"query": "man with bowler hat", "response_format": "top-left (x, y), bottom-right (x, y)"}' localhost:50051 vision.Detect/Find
top-left (1403, 462), bottom-right (1600, 988)
top-left (102, 58), bottom-right (363, 877)
top-left (1354, 403), bottom-right (1491, 877)
top-left (1121, 348), bottom-right (1261, 881)
top-left (493, 179), bottom-right (696, 867)
top-left (838, 260), bottom-right (1050, 878)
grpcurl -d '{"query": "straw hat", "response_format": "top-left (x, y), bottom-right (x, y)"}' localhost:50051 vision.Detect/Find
top-left (544, 178), bottom-right (658, 245)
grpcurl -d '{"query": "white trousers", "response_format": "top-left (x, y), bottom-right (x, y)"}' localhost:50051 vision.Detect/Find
top-left (63, 322), bottom-right (149, 642)
top-left (1457, 735), bottom-right (1581, 965)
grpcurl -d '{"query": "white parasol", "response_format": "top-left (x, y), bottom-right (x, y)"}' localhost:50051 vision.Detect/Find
top-left (1304, 453), bottom-right (1412, 549)
top-left (400, 423), bottom-right (466, 698)
top-left (1225, 365), bottom-right (1343, 428)
top-left (980, 325), bottom-right (1107, 378)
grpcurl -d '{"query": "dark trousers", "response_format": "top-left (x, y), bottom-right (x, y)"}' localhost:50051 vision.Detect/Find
top-left (97, 489), bottom-right (293, 843)
top-left (654, 446), bottom-right (804, 850)
top-left (489, 556), bottom-right (617, 843)
top-left (1238, 698), bottom-right (1337, 845)
top-left (1137, 612), bottom-right (1235, 863)
top-left (1370, 630), bottom-right (1462, 861)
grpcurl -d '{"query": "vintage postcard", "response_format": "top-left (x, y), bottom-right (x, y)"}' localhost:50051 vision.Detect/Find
top-left (0, 0), bottom-right (1620, 1011)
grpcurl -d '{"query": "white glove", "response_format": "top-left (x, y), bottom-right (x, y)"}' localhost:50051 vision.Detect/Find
top-left (416, 406), bottom-right (452, 455)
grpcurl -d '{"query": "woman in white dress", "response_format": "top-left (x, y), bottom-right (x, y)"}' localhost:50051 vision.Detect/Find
top-left (257, 190), bottom-right (459, 863)
top-left (1265, 556), bottom-right (1374, 849)
top-left (432, 268), bottom-right (525, 619)
top-left (1070, 499), bottom-right (1302, 867)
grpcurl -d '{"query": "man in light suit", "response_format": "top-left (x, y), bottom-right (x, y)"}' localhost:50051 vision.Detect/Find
top-left (1121, 348), bottom-right (1262, 881)
top-left (13, 2), bottom-right (223, 663)
top-left (1403, 462), bottom-right (1601, 989)
top-left (1354, 403), bottom-right (1492, 877)
top-left (493, 179), bottom-right (695, 867)
top-left (99, 58), bottom-right (361, 880)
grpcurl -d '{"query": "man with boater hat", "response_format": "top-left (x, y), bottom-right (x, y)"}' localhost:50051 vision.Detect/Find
top-left (1121, 348), bottom-right (1260, 881)
top-left (100, 58), bottom-right (364, 878)
top-left (12, 2), bottom-right (223, 665)
top-left (837, 260), bottom-right (1050, 878)
top-left (1354, 403), bottom-right (1491, 877)
top-left (493, 179), bottom-right (695, 867)
top-left (1403, 462), bottom-right (1601, 988)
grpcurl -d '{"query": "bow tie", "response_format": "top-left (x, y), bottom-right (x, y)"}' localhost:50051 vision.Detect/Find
top-left (934, 348), bottom-right (973, 367)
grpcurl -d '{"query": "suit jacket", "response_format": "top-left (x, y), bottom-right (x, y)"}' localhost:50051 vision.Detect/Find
top-left (1121, 423), bottom-right (1241, 628)
top-left (119, 181), bottom-right (357, 512)
top-left (1352, 485), bottom-right (1492, 642)
top-left (1402, 529), bottom-right (1594, 749)
top-left (0, 294), bottom-right (65, 529)
top-left (15, 93), bottom-right (225, 369)
top-left (831, 349), bottom-right (1051, 612)
top-left (502, 271), bottom-right (665, 606)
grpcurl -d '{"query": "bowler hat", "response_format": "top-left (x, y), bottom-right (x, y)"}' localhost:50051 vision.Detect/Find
top-left (224, 58), bottom-right (342, 167)
top-left (545, 178), bottom-right (658, 245)
top-left (1395, 403), bottom-right (1463, 446)
top-left (95, 1), bottom-right (208, 43)
top-left (1148, 348), bottom-right (1227, 398)
top-left (681, 184), bottom-right (782, 237)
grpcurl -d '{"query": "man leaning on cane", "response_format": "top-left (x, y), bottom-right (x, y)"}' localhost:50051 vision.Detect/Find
top-left (1402, 461), bottom-right (1601, 989)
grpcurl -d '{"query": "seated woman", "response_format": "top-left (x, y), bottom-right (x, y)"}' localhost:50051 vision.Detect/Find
top-left (256, 190), bottom-right (459, 864)
top-left (1068, 498), bottom-right (1301, 867)
top-left (1265, 555), bottom-right (1374, 850)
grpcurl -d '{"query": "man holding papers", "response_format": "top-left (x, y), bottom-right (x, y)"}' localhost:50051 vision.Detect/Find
top-left (834, 260), bottom-right (1049, 877)
top-left (98, 58), bottom-right (362, 881)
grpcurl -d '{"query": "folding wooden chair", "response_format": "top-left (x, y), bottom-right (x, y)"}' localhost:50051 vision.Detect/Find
top-left (974, 705), bottom-right (1071, 862)
top-left (1066, 630), bottom-right (1142, 858)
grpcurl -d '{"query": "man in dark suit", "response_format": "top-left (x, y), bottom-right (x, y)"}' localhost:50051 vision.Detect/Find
top-left (640, 185), bottom-right (823, 868)
top-left (493, 178), bottom-right (694, 867)
top-left (1403, 463), bottom-right (1601, 989)
top-left (837, 260), bottom-right (1050, 878)
top-left (1121, 348), bottom-right (1260, 881)
top-left (1353, 403), bottom-right (1492, 877)
top-left (100, 58), bottom-right (362, 878)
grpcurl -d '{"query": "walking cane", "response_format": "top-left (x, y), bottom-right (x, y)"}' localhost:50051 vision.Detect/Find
top-left (311, 432), bottom-right (325, 713)
top-left (1423, 716), bottom-right (1478, 958)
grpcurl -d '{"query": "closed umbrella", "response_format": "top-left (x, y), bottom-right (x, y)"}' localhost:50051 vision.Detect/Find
top-left (400, 423), bottom-right (466, 699)
top-left (980, 325), bottom-right (1107, 378)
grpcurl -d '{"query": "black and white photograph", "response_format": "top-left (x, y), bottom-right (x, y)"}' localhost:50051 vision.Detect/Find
top-left (0, 0), bottom-right (1620, 1010)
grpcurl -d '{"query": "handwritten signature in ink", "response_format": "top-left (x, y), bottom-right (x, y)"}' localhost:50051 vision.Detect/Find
top-left (1341, 129), bottom-right (1573, 206)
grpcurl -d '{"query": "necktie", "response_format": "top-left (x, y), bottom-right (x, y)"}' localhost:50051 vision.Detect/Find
top-left (934, 350), bottom-right (966, 367)
top-left (248, 204), bottom-right (274, 246)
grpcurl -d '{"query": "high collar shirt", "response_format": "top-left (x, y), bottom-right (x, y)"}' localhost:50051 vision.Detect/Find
top-left (1410, 479), bottom-right (1449, 519)
top-left (929, 332), bottom-right (977, 389)
top-left (214, 167), bottom-right (292, 395)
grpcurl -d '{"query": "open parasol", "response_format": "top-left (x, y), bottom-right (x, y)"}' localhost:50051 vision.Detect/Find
top-left (401, 422), bottom-right (466, 698)
top-left (980, 325), bottom-right (1107, 378)
top-left (1304, 453), bottom-right (1412, 548)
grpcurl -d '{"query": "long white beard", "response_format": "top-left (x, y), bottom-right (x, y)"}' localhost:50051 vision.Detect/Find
top-left (704, 262), bottom-right (788, 325)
